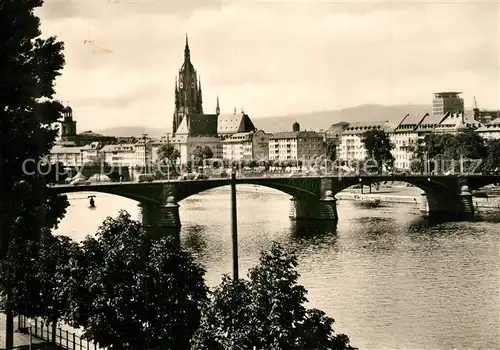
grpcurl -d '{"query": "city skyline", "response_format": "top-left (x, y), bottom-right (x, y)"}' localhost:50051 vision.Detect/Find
top-left (37, 0), bottom-right (499, 130)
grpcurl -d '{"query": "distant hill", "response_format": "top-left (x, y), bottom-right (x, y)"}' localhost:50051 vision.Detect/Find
top-left (251, 104), bottom-right (433, 132)
top-left (95, 104), bottom-right (440, 137)
top-left (93, 126), bottom-right (168, 138)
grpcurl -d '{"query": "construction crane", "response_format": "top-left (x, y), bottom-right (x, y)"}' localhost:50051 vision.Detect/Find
top-left (473, 96), bottom-right (479, 110)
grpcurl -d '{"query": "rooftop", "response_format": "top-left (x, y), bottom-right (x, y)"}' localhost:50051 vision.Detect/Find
top-left (50, 146), bottom-right (83, 154)
top-left (100, 144), bottom-right (135, 153)
top-left (433, 92), bottom-right (462, 98)
top-left (217, 112), bottom-right (256, 134)
top-left (269, 131), bottom-right (323, 140)
top-left (342, 121), bottom-right (393, 135)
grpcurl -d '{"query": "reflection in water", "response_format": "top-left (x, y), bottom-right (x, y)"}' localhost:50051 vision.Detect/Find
top-left (55, 189), bottom-right (500, 350)
top-left (290, 220), bottom-right (338, 239)
top-left (183, 225), bottom-right (208, 257)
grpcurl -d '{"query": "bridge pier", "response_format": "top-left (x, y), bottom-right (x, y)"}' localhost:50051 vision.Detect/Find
top-left (289, 191), bottom-right (338, 221)
top-left (419, 186), bottom-right (474, 220)
top-left (138, 196), bottom-right (181, 232)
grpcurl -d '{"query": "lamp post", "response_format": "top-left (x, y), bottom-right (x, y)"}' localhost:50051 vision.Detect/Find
top-left (230, 167), bottom-right (239, 280)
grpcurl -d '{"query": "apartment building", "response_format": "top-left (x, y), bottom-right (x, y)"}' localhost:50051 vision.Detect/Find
top-left (433, 111), bottom-right (480, 134)
top-left (134, 138), bottom-right (153, 168)
top-left (99, 144), bottom-right (136, 167)
top-left (389, 114), bottom-right (425, 170)
top-left (337, 121), bottom-right (392, 161)
top-left (475, 118), bottom-right (500, 140)
top-left (222, 129), bottom-right (270, 161)
top-left (48, 142), bottom-right (101, 167)
top-left (49, 146), bottom-right (85, 167)
top-left (269, 123), bottom-right (324, 161)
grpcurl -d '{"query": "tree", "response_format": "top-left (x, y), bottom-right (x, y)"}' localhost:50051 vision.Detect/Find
top-left (40, 161), bottom-right (68, 184)
top-left (410, 131), bottom-right (487, 174)
top-left (360, 129), bottom-right (394, 174)
top-left (154, 144), bottom-right (180, 179)
top-left (157, 143), bottom-right (180, 165)
top-left (448, 130), bottom-right (487, 173)
top-left (73, 211), bottom-right (208, 349)
top-left (192, 242), bottom-right (356, 350)
top-left (325, 140), bottom-right (337, 162)
top-left (0, 1), bottom-right (69, 347)
top-left (191, 145), bottom-right (214, 166)
top-left (0, 232), bottom-right (81, 344)
top-left (481, 139), bottom-right (500, 174)
top-left (409, 133), bottom-right (453, 173)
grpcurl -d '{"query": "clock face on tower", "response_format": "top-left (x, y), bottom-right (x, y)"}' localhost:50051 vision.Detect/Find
top-left (180, 82), bottom-right (183, 88)
top-left (191, 82), bottom-right (195, 88)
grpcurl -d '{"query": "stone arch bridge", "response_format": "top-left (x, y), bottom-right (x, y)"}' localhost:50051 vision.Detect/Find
top-left (49, 175), bottom-right (500, 229)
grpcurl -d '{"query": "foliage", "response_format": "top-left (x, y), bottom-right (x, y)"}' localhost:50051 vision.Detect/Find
top-left (0, 232), bottom-right (81, 343)
top-left (326, 141), bottom-right (337, 161)
top-left (157, 143), bottom-right (180, 165)
top-left (192, 242), bottom-right (356, 350)
top-left (154, 144), bottom-right (180, 179)
top-left (482, 139), bottom-right (500, 174)
top-left (73, 211), bottom-right (208, 349)
top-left (0, 1), bottom-right (69, 347)
top-left (410, 131), bottom-right (487, 174)
top-left (191, 146), bottom-right (214, 165)
top-left (360, 129), bottom-right (395, 174)
top-left (0, 0), bottom-right (68, 251)
top-left (39, 161), bottom-right (68, 184)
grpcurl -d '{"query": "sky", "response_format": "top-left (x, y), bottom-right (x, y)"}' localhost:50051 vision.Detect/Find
top-left (37, 0), bottom-right (500, 130)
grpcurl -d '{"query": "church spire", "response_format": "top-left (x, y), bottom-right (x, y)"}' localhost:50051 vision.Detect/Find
top-left (184, 33), bottom-right (190, 62)
top-left (216, 96), bottom-right (220, 115)
top-left (174, 76), bottom-right (179, 109)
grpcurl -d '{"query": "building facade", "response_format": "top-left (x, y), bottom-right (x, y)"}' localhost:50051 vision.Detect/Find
top-left (269, 123), bottom-right (324, 161)
top-left (475, 119), bottom-right (500, 140)
top-left (134, 138), bottom-right (153, 168)
top-left (337, 121), bottom-right (393, 162)
top-left (222, 129), bottom-right (270, 161)
top-left (49, 146), bottom-right (85, 167)
top-left (389, 114), bottom-right (425, 170)
top-left (48, 142), bottom-right (102, 167)
top-left (100, 144), bottom-right (136, 167)
top-left (433, 111), bottom-right (480, 134)
top-left (432, 92), bottom-right (464, 116)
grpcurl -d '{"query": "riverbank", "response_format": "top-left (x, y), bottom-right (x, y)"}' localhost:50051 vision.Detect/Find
top-left (336, 185), bottom-right (500, 212)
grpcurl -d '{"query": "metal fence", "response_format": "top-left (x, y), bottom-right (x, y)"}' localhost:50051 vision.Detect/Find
top-left (17, 315), bottom-right (106, 350)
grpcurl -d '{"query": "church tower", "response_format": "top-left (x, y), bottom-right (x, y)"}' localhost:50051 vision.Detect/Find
top-left (173, 34), bottom-right (204, 135)
top-left (60, 105), bottom-right (77, 143)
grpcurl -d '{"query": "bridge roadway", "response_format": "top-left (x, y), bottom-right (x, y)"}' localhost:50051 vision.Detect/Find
top-left (49, 174), bottom-right (500, 229)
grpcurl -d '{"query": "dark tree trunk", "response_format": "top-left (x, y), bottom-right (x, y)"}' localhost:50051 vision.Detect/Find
top-left (5, 285), bottom-right (14, 349)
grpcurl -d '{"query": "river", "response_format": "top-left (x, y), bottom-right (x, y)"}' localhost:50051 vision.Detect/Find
top-left (54, 185), bottom-right (500, 350)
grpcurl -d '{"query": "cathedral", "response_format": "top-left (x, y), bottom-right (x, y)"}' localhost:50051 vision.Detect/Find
top-left (171, 35), bottom-right (257, 164)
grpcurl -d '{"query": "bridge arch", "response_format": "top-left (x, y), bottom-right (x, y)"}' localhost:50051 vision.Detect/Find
top-left (50, 185), bottom-right (162, 205)
top-left (172, 178), bottom-right (321, 202)
top-left (333, 175), bottom-right (464, 215)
